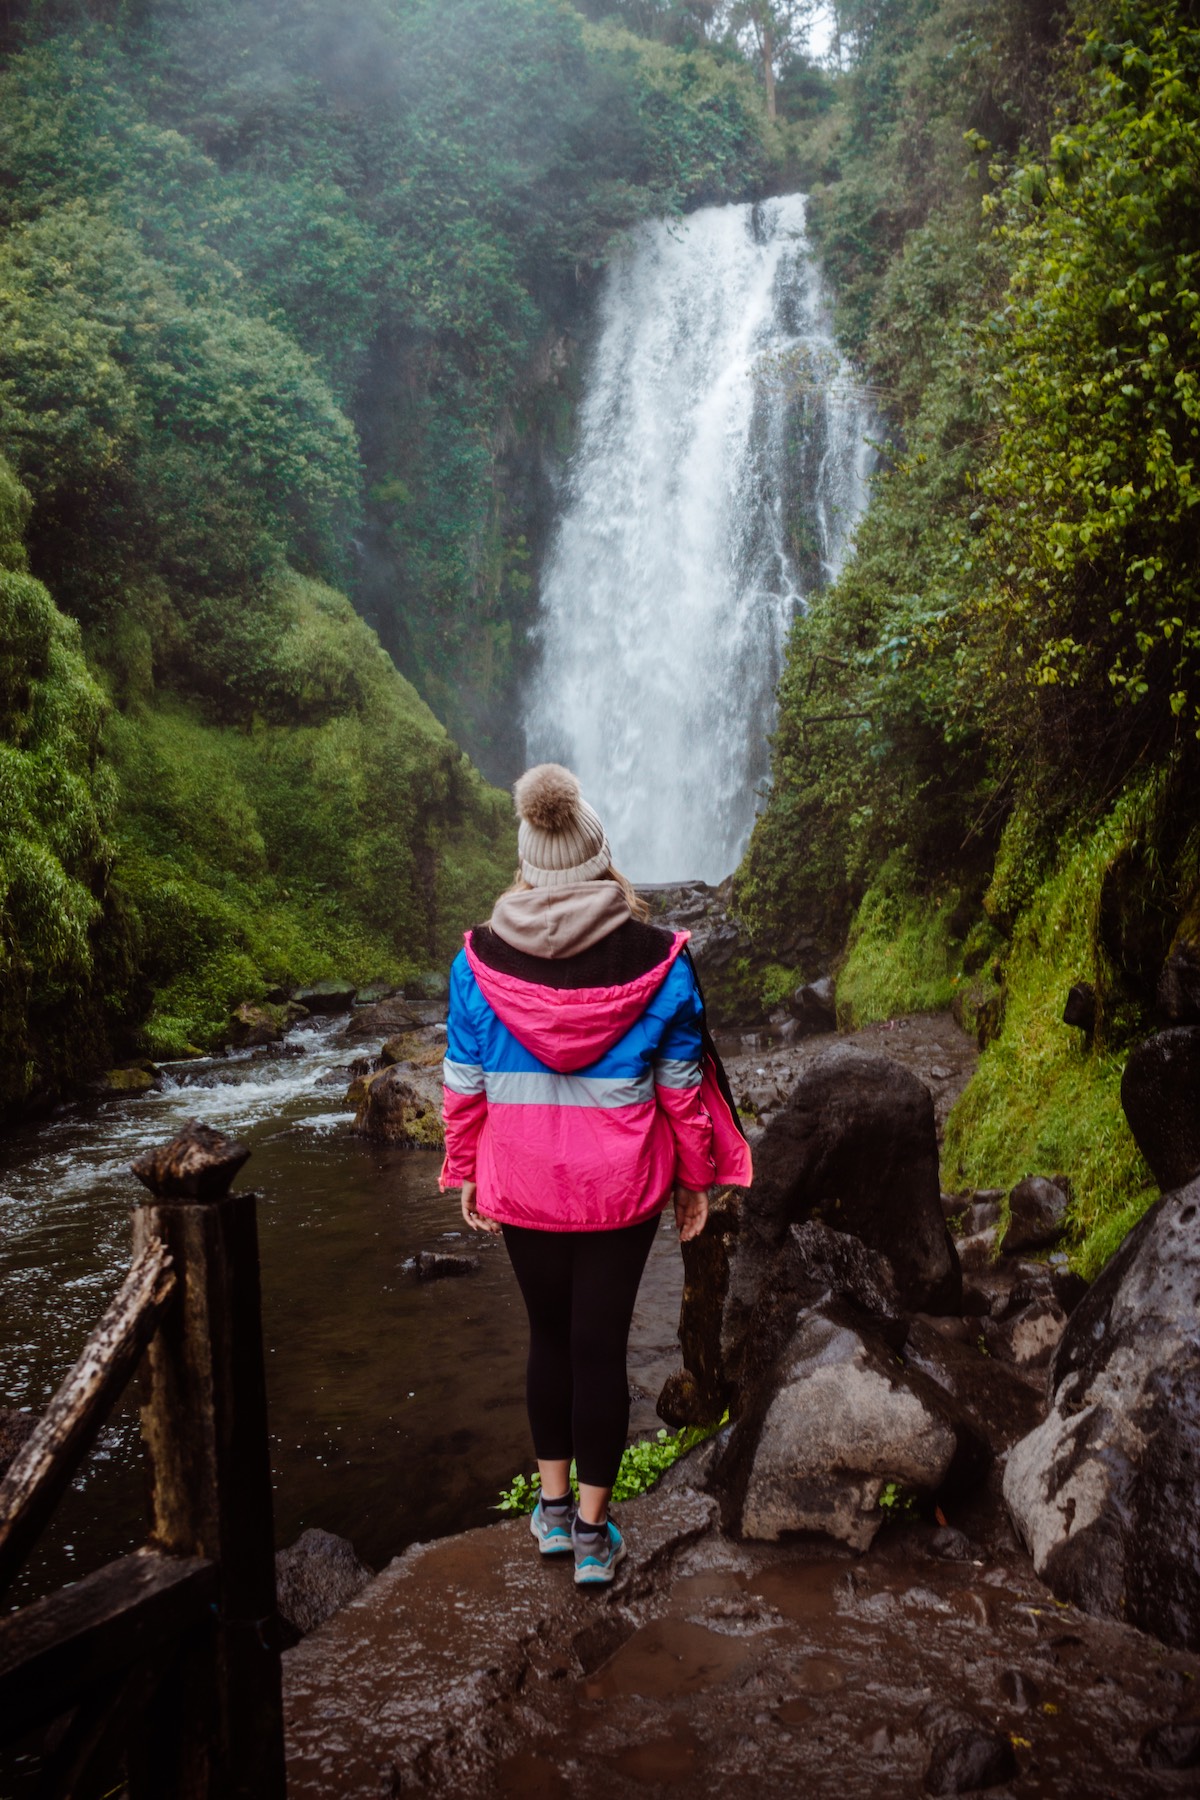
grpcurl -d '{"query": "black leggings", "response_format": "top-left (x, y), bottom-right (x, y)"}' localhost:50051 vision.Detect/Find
top-left (502, 1215), bottom-right (659, 1490)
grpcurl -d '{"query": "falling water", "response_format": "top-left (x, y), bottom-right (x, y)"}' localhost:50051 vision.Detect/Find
top-left (525, 194), bottom-right (874, 883)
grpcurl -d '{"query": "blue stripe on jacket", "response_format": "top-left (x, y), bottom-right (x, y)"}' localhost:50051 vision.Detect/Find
top-left (444, 948), bottom-right (705, 1100)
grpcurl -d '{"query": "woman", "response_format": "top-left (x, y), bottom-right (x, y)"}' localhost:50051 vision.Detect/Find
top-left (440, 764), bottom-right (751, 1586)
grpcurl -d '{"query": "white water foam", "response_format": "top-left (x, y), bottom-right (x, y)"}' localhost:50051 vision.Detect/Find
top-left (525, 194), bottom-right (873, 882)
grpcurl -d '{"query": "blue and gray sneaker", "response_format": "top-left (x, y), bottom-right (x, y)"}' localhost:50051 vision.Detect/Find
top-left (572, 1517), bottom-right (626, 1586)
top-left (529, 1497), bottom-right (575, 1556)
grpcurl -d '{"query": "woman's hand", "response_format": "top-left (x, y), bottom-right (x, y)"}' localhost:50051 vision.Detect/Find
top-left (673, 1185), bottom-right (710, 1243)
top-left (460, 1179), bottom-right (501, 1235)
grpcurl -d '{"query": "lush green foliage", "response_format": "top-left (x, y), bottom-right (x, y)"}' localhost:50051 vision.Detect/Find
top-left (739, 0), bottom-right (1200, 1260)
top-left (495, 1414), bottom-right (728, 1514)
top-left (0, 455), bottom-right (134, 1103)
top-left (0, 0), bottom-right (774, 1108)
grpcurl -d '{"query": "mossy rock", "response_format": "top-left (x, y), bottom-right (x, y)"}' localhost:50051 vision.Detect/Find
top-left (98, 1067), bottom-right (156, 1096)
top-left (229, 1000), bottom-right (308, 1048)
top-left (351, 1064), bottom-right (444, 1147)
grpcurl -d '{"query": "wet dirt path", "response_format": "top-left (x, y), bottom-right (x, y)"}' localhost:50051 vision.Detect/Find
top-left (283, 1485), bottom-right (1200, 1798)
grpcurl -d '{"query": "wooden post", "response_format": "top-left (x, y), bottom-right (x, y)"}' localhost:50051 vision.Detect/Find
top-left (130, 1121), bottom-right (286, 1800)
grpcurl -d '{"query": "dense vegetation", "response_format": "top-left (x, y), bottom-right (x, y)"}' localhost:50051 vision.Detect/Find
top-left (738, 0), bottom-right (1200, 1269)
top-left (0, 0), bottom-right (774, 1110)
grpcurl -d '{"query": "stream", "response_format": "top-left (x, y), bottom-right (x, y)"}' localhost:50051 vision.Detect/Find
top-left (0, 1016), bottom-right (685, 1609)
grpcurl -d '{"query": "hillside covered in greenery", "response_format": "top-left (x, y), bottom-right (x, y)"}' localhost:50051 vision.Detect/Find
top-left (737, 0), bottom-right (1200, 1270)
top-left (0, 0), bottom-right (775, 1112)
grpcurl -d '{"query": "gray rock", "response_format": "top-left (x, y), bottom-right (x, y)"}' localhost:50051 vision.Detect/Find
top-left (1003, 1176), bottom-right (1200, 1650)
top-left (1001, 1176), bottom-right (1068, 1253)
top-left (355, 981), bottom-right (399, 1005)
top-left (717, 1304), bottom-right (989, 1551)
top-left (960, 1197), bottom-right (1001, 1236)
top-left (955, 1227), bottom-right (998, 1273)
top-left (1120, 1027), bottom-right (1200, 1190)
top-left (405, 971), bottom-right (449, 1003)
top-left (341, 997), bottom-right (426, 1041)
top-left (292, 978), bottom-right (357, 1014)
top-left (923, 1714), bottom-right (1018, 1794)
top-left (981, 1295), bottom-right (1068, 1371)
top-left (275, 1527), bottom-right (374, 1641)
top-left (1158, 894), bottom-right (1200, 1025)
top-left (1141, 1721), bottom-right (1200, 1770)
top-left (788, 975), bottom-right (836, 1035)
top-left (731, 1045), bottom-right (961, 1332)
top-left (228, 998), bottom-right (308, 1049)
top-left (766, 1219), bottom-right (906, 1337)
top-left (402, 1251), bottom-right (480, 1281)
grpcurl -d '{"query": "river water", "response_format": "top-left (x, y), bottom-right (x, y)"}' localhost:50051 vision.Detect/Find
top-left (0, 1018), bottom-right (684, 1608)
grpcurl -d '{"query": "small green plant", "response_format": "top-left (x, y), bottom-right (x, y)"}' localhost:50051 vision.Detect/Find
top-left (494, 1470), bottom-right (545, 1516)
top-left (495, 1414), bottom-right (728, 1516)
top-left (877, 1480), bottom-right (918, 1520)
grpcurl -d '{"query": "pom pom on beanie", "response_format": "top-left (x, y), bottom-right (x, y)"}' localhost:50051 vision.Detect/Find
top-left (514, 763), bottom-right (581, 835)
top-left (513, 763), bottom-right (612, 888)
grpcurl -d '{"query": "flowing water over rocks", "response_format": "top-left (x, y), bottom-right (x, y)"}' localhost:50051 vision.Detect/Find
top-left (0, 1017), bottom-right (685, 1610)
top-left (526, 195), bottom-right (873, 883)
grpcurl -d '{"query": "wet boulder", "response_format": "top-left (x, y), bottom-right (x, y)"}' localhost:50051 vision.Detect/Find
top-left (228, 999), bottom-right (307, 1049)
top-left (96, 1066), bottom-right (156, 1097)
top-left (351, 1065), bottom-right (444, 1148)
top-left (922, 1707), bottom-right (1017, 1795)
top-left (980, 1294), bottom-right (1068, 1372)
top-left (730, 1045), bottom-right (961, 1329)
top-left (275, 1528), bottom-right (374, 1645)
top-left (292, 978), bottom-right (357, 1014)
top-left (1003, 1175), bottom-right (1200, 1650)
top-left (1000, 1175), bottom-right (1068, 1253)
top-left (341, 997), bottom-right (426, 1042)
top-left (1062, 982), bottom-right (1096, 1031)
top-left (402, 1250), bottom-right (479, 1281)
top-left (1120, 1027), bottom-right (1200, 1190)
top-left (788, 975), bottom-right (836, 1035)
top-left (716, 1303), bottom-right (987, 1551)
top-left (1158, 889), bottom-right (1200, 1025)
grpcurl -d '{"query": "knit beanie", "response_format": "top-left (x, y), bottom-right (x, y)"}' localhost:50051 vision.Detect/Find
top-left (514, 764), bottom-right (612, 889)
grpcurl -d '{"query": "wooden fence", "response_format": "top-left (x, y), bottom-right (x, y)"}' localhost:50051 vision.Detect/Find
top-left (0, 1121), bottom-right (287, 1798)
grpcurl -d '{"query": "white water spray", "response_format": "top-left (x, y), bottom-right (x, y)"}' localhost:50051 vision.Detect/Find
top-left (525, 194), bottom-right (873, 882)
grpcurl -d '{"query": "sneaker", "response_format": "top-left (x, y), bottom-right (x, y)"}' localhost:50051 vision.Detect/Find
top-left (572, 1518), bottom-right (626, 1586)
top-left (529, 1498), bottom-right (575, 1556)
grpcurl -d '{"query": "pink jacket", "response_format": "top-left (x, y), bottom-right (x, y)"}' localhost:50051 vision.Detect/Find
top-left (439, 927), bottom-right (751, 1231)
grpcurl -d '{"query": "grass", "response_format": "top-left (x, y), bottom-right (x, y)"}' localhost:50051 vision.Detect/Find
top-left (836, 854), bottom-right (963, 1026)
top-left (943, 790), bottom-right (1159, 1277)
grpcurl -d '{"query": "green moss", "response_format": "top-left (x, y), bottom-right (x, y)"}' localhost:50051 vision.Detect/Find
top-left (837, 855), bottom-right (964, 1026)
top-left (944, 788), bottom-right (1159, 1273)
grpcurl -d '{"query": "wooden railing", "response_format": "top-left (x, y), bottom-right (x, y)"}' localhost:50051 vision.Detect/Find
top-left (0, 1122), bottom-right (287, 1798)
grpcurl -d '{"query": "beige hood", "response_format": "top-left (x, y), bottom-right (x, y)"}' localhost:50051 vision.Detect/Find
top-left (489, 881), bottom-right (631, 959)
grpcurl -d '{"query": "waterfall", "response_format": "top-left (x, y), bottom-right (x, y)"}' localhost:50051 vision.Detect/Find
top-left (524, 193), bottom-right (874, 884)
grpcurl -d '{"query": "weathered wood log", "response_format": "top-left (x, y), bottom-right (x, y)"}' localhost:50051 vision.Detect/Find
top-left (0, 1239), bottom-right (175, 1597)
top-left (0, 1547), bottom-right (215, 1739)
top-left (131, 1120), bottom-right (249, 1202)
top-left (131, 1120), bottom-right (286, 1800)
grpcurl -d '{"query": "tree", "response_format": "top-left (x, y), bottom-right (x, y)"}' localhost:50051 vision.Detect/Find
top-left (724, 0), bottom-right (814, 115)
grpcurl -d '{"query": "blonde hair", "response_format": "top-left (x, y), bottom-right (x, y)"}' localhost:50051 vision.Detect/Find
top-left (505, 865), bottom-right (652, 923)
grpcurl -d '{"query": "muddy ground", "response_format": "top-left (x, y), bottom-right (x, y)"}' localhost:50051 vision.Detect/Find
top-left (283, 1477), bottom-right (1200, 1797)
